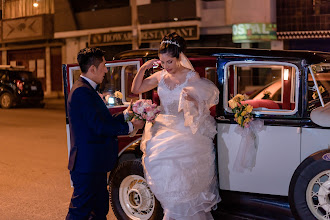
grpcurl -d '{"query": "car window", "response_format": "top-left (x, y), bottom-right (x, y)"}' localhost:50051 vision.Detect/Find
top-left (205, 67), bottom-right (218, 86)
top-left (225, 62), bottom-right (298, 114)
top-left (308, 64), bottom-right (330, 111)
top-left (123, 65), bottom-right (139, 102)
top-left (99, 63), bottom-right (140, 105)
top-left (0, 72), bottom-right (7, 81)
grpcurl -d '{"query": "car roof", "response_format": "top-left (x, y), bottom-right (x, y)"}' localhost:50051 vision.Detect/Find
top-left (113, 47), bottom-right (330, 65)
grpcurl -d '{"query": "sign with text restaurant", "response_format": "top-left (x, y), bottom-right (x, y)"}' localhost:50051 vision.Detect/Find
top-left (89, 25), bottom-right (199, 46)
top-left (232, 23), bottom-right (277, 43)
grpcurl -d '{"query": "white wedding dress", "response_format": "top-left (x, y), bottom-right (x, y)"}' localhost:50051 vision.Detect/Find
top-left (141, 69), bottom-right (221, 220)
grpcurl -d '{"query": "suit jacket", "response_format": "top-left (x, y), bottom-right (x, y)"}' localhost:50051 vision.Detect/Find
top-left (67, 77), bottom-right (129, 173)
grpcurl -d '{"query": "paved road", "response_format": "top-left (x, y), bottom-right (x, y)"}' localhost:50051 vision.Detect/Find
top-left (0, 99), bottom-right (116, 220)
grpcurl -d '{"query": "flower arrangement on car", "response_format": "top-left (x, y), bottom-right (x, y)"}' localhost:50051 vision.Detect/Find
top-left (312, 85), bottom-right (325, 99)
top-left (128, 99), bottom-right (161, 136)
top-left (228, 94), bottom-right (253, 128)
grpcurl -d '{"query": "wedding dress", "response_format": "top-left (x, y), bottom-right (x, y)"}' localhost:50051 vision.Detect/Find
top-left (141, 69), bottom-right (221, 220)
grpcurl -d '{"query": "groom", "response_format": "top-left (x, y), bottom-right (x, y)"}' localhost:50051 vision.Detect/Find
top-left (66, 47), bottom-right (144, 220)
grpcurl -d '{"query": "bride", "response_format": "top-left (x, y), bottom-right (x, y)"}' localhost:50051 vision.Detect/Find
top-left (131, 32), bottom-right (220, 220)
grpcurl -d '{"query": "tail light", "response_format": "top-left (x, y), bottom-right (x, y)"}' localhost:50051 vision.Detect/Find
top-left (16, 80), bottom-right (24, 90)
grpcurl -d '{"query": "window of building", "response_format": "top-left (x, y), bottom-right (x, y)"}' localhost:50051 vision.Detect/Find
top-left (3, 0), bottom-right (54, 19)
top-left (70, 0), bottom-right (129, 13)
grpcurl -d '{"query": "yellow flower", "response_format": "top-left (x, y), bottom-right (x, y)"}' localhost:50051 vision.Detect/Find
top-left (234, 94), bottom-right (245, 102)
top-left (228, 99), bottom-right (238, 109)
top-left (241, 111), bottom-right (247, 116)
top-left (114, 91), bottom-right (123, 99)
top-left (312, 92), bottom-right (317, 99)
top-left (234, 112), bottom-right (238, 118)
top-left (237, 116), bottom-right (243, 125)
top-left (244, 117), bottom-right (251, 125)
top-left (246, 105), bottom-right (253, 113)
top-left (319, 86), bottom-right (325, 93)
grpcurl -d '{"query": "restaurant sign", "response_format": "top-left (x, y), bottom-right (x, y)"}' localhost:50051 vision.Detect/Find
top-left (89, 25), bottom-right (199, 46)
top-left (232, 23), bottom-right (277, 43)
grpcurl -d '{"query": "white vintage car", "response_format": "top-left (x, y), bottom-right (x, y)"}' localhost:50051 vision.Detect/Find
top-left (63, 47), bottom-right (330, 220)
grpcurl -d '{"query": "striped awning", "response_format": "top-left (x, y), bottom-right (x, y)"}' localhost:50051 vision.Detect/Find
top-left (277, 30), bottom-right (330, 39)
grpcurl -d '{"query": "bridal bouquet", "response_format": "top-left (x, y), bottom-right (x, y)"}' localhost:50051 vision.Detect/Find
top-left (228, 94), bottom-right (253, 128)
top-left (128, 99), bottom-right (161, 136)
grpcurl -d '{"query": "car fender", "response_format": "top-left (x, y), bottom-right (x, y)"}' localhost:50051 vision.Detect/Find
top-left (117, 137), bottom-right (143, 164)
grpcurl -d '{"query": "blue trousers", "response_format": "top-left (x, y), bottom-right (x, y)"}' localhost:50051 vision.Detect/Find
top-left (66, 171), bottom-right (109, 220)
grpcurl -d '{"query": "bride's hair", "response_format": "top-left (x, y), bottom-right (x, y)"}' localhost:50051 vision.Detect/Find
top-left (159, 32), bottom-right (186, 58)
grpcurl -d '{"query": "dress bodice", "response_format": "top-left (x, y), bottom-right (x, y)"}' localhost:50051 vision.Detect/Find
top-left (157, 70), bottom-right (195, 116)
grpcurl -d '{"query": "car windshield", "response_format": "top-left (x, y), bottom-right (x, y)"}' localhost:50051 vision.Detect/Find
top-left (9, 71), bottom-right (33, 81)
top-left (308, 64), bottom-right (330, 110)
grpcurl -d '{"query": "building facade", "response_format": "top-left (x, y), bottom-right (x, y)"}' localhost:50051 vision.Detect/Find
top-left (1, 0), bottom-right (328, 96)
top-left (276, 0), bottom-right (330, 52)
top-left (1, 0), bottom-right (62, 97)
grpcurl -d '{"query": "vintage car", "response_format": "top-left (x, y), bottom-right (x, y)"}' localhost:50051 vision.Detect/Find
top-left (62, 47), bottom-right (330, 220)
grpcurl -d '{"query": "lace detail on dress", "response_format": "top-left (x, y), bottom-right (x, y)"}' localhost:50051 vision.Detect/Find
top-left (158, 70), bottom-right (196, 116)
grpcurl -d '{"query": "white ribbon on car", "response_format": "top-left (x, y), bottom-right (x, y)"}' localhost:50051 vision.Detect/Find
top-left (233, 119), bottom-right (264, 173)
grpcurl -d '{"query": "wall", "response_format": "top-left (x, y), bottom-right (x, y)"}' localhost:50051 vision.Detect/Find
top-left (64, 37), bottom-right (88, 65)
top-left (225, 0), bottom-right (276, 24)
top-left (75, 7), bottom-right (131, 30)
top-left (201, 0), bottom-right (230, 35)
top-left (138, 0), bottom-right (197, 24)
top-left (54, 0), bottom-right (77, 32)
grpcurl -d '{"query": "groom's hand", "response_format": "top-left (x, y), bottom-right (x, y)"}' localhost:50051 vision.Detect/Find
top-left (126, 100), bottom-right (134, 116)
top-left (131, 118), bottom-right (145, 130)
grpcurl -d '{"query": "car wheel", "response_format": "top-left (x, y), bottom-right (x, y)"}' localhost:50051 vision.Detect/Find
top-left (289, 150), bottom-right (330, 220)
top-left (0, 93), bottom-right (13, 109)
top-left (109, 160), bottom-right (163, 220)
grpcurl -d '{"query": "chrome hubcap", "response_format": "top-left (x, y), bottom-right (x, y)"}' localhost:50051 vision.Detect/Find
top-left (119, 175), bottom-right (155, 220)
top-left (1, 94), bottom-right (11, 108)
top-left (306, 170), bottom-right (330, 219)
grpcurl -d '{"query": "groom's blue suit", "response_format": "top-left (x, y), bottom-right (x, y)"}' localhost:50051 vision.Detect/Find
top-left (66, 77), bottom-right (129, 219)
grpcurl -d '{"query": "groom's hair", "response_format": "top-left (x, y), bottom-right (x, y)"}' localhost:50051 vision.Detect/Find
top-left (77, 47), bottom-right (105, 73)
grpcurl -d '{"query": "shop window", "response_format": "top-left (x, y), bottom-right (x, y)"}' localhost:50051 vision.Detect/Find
top-left (3, 0), bottom-right (54, 19)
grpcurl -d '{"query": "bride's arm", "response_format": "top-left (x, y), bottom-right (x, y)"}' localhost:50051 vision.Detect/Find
top-left (131, 59), bottom-right (160, 94)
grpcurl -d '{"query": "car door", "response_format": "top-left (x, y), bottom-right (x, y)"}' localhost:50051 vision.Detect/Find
top-left (216, 57), bottom-right (302, 196)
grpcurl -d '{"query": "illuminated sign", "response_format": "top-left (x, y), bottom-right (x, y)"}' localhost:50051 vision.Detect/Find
top-left (232, 23), bottom-right (277, 43)
top-left (89, 25), bottom-right (199, 46)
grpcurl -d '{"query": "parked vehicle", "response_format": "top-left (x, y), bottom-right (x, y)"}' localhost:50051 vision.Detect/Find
top-left (0, 66), bottom-right (44, 108)
top-left (63, 47), bottom-right (330, 220)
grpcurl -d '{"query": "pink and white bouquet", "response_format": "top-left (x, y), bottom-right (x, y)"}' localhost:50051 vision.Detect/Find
top-left (131, 99), bottom-right (161, 123)
top-left (128, 99), bottom-right (161, 137)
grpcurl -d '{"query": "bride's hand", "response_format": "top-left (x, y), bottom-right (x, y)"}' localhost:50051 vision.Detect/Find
top-left (142, 59), bottom-right (160, 69)
top-left (183, 89), bottom-right (198, 107)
